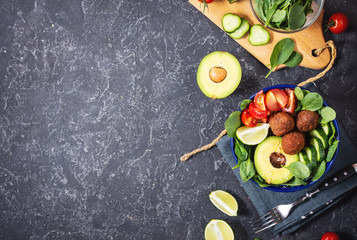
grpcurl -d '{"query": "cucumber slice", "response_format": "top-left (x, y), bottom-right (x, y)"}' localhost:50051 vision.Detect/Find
top-left (229, 18), bottom-right (250, 39)
top-left (222, 13), bottom-right (242, 33)
top-left (298, 150), bottom-right (309, 165)
top-left (321, 124), bottom-right (332, 137)
top-left (309, 129), bottom-right (328, 149)
top-left (310, 137), bottom-right (326, 162)
top-left (304, 146), bottom-right (317, 169)
top-left (248, 25), bottom-right (270, 46)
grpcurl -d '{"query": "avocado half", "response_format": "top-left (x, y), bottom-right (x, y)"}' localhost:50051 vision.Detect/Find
top-left (254, 136), bottom-right (298, 185)
top-left (197, 51), bottom-right (242, 99)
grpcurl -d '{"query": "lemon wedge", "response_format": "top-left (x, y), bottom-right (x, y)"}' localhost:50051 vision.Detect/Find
top-left (236, 123), bottom-right (270, 145)
top-left (204, 219), bottom-right (234, 240)
top-left (209, 190), bottom-right (238, 217)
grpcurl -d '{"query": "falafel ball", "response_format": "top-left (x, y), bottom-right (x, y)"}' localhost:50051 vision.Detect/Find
top-left (282, 132), bottom-right (305, 155)
top-left (269, 112), bottom-right (295, 136)
top-left (296, 110), bottom-right (319, 132)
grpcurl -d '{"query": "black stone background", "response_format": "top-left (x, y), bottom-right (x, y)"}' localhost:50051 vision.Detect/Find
top-left (0, 0), bottom-right (356, 239)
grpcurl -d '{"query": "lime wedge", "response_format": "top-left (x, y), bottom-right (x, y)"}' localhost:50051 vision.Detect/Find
top-left (204, 219), bottom-right (234, 240)
top-left (209, 190), bottom-right (238, 217)
top-left (236, 123), bottom-right (270, 145)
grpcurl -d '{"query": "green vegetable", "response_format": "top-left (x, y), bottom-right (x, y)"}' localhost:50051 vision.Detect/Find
top-left (229, 18), bottom-right (250, 39)
top-left (240, 159), bottom-right (256, 182)
top-left (240, 99), bottom-right (252, 111)
top-left (301, 92), bottom-right (323, 111)
top-left (284, 51), bottom-right (303, 67)
top-left (295, 101), bottom-right (302, 112)
top-left (286, 161), bottom-right (310, 180)
top-left (266, 38), bottom-right (295, 78)
top-left (294, 87), bottom-right (304, 100)
top-left (222, 13), bottom-right (242, 33)
top-left (248, 25), bottom-right (270, 46)
top-left (283, 177), bottom-right (307, 186)
top-left (329, 121), bottom-right (336, 146)
top-left (311, 160), bottom-right (326, 181)
top-left (326, 140), bottom-right (339, 162)
top-left (235, 139), bottom-right (248, 163)
top-left (320, 107), bottom-right (336, 124)
top-left (225, 111), bottom-right (242, 137)
top-left (227, 0), bottom-right (239, 3)
top-left (288, 4), bottom-right (306, 30)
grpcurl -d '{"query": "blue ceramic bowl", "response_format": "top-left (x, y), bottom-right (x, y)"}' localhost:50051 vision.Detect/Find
top-left (230, 84), bottom-right (340, 192)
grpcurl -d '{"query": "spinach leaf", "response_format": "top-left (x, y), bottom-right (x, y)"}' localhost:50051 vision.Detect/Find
top-left (295, 101), bottom-right (302, 112)
top-left (284, 51), bottom-right (303, 67)
top-left (272, 9), bottom-right (287, 22)
top-left (240, 99), bottom-right (252, 111)
top-left (235, 139), bottom-right (248, 162)
top-left (253, 175), bottom-right (272, 187)
top-left (311, 160), bottom-right (326, 181)
top-left (240, 159), bottom-right (256, 182)
top-left (301, 92), bottom-right (323, 111)
top-left (283, 177), bottom-right (307, 186)
top-left (326, 140), bottom-right (339, 162)
top-left (255, 0), bottom-right (267, 21)
top-left (320, 107), bottom-right (336, 123)
top-left (302, 89), bottom-right (310, 96)
top-left (288, 4), bottom-right (306, 30)
top-left (264, 0), bottom-right (286, 26)
top-left (329, 121), bottom-right (336, 145)
top-left (286, 161), bottom-right (310, 180)
top-left (225, 111), bottom-right (242, 137)
top-left (266, 38), bottom-right (295, 78)
top-left (294, 86), bottom-right (304, 100)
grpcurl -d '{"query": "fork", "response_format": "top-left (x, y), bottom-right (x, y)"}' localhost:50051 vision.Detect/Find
top-left (251, 163), bottom-right (357, 233)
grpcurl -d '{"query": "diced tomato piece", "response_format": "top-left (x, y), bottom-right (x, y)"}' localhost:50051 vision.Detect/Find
top-left (254, 90), bottom-right (266, 111)
top-left (241, 108), bottom-right (258, 127)
top-left (249, 102), bottom-right (268, 120)
top-left (265, 90), bottom-right (280, 111)
top-left (269, 89), bottom-right (288, 108)
top-left (282, 88), bottom-right (297, 113)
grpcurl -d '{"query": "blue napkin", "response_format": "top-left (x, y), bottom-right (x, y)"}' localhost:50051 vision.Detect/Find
top-left (216, 86), bottom-right (357, 235)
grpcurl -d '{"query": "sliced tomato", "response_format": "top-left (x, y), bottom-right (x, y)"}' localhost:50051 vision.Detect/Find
top-left (265, 90), bottom-right (280, 111)
top-left (254, 90), bottom-right (266, 111)
top-left (282, 88), bottom-right (297, 113)
top-left (269, 89), bottom-right (288, 108)
top-left (241, 108), bottom-right (258, 127)
top-left (249, 102), bottom-right (268, 120)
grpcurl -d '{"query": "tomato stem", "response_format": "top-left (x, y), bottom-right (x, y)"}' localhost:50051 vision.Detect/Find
top-left (325, 20), bottom-right (336, 32)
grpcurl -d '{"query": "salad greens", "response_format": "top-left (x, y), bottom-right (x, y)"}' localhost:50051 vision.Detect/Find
top-left (225, 111), bottom-right (242, 137)
top-left (255, 0), bottom-right (313, 31)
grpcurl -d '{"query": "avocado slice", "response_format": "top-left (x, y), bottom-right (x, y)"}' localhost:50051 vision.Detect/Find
top-left (254, 136), bottom-right (299, 185)
top-left (197, 51), bottom-right (242, 99)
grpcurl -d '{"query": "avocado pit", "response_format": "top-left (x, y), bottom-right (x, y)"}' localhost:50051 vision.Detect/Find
top-left (269, 152), bottom-right (287, 168)
top-left (209, 66), bottom-right (227, 83)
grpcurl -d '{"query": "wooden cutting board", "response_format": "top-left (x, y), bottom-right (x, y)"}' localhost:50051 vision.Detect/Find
top-left (189, 0), bottom-right (330, 70)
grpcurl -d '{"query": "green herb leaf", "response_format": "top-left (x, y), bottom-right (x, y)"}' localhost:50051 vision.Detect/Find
top-left (253, 175), bottom-right (272, 187)
top-left (294, 87), bottom-right (304, 100)
top-left (284, 51), bottom-right (303, 67)
top-left (329, 121), bottom-right (336, 146)
top-left (240, 99), bottom-right (252, 111)
top-left (288, 4), bottom-right (306, 30)
top-left (235, 140), bottom-right (248, 162)
top-left (283, 177), bottom-right (307, 186)
top-left (326, 140), bottom-right (339, 162)
top-left (266, 38), bottom-right (295, 78)
top-left (286, 161), bottom-right (310, 180)
top-left (272, 9), bottom-right (287, 22)
top-left (301, 92), bottom-right (323, 111)
top-left (320, 106), bottom-right (336, 123)
top-left (311, 160), bottom-right (326, 181)
top-left (225, 111), bottom-right (242, 137)
top-left (295, 101), bottom-right (302, 112)
top-left (240, 159), bottom-right (256, 182)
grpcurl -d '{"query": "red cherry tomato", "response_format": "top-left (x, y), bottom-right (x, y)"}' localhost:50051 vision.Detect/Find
top-left (249, 102), bottom-right (268, 120)
top-left (282, 88), bottom-right (297, 113)
top-left (321, 232), bottom-right (340, 240)
top-left (269, 89), bottom-right (288, 108)
top-left (265, 90), bottom-right (280, 111)
top-left (327, 13), bottom-right (349, 34)
top-left (241, 108), bottom-right (258, 127)
top-left (254, 90), bottom-right (267, 111)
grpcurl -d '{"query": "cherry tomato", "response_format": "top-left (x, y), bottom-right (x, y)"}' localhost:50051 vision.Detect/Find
top-left (249, 102), bottom-right (268, 120)
top-left (198, 0), bottom-right (214, 3)
top-left (321, 232), bottom-right (340, 240)
top-left (269, 89), bottom-right (288, 108)
top-left (282, 88), bottom-right (297, 113)
top-left (327, 13), bottom-right (349, 34)
top-left (254, 90), bottom-right (267, 111)
top-left (265, 90), bottom-right (280, 111)
top-left (241, 108), bottom-right (258, 127)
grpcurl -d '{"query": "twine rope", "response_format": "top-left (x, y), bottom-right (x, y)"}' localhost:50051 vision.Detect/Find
top-left (180, 41), bottom-right (337, 162)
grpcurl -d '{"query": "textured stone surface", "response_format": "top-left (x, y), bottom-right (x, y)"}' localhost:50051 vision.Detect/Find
top-left (0, 0), bottom-right (356, 239)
